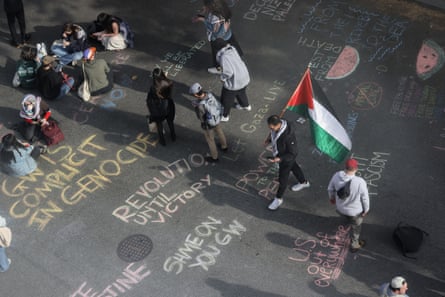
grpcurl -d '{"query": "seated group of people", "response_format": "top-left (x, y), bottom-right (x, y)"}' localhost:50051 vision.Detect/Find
top-left (2, 13), bottom-right (135, 176)
top-left (11, 13), bottom-right (134, 100)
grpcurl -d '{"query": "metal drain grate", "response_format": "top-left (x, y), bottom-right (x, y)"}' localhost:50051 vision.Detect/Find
top-left (117, 234), bottom-right (153, 262)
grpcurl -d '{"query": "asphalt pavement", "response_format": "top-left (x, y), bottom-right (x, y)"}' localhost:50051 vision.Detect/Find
top-left (0, 0), bottom-right (444, 297)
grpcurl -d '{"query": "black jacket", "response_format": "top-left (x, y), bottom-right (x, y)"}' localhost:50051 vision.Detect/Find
top-left (275, 120), bottom-right (299, 165)
top-left (37, 67), bottom-right (64, 100)
top-left (146, 87), bottom-right (175, 122)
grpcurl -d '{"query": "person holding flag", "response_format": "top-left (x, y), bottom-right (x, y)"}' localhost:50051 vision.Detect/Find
top-left (265, 115), bottom-right (310, 210)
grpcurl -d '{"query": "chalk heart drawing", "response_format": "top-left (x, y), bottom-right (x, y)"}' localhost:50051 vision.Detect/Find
top-left (347, 82), bottom-right (383, 111)
top-left (326, 46), bottom-right (360, 80)
top-left (416, 39), bottom-right (445, 80)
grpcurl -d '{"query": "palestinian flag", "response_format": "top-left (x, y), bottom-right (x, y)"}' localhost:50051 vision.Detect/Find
top-left (285, 69), bottom-right (351, 163)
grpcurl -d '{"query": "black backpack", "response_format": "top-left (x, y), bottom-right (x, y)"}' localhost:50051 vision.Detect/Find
top-left (393, 222), bottom-right (429, 259)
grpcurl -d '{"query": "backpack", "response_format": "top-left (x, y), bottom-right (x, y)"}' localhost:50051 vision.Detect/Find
top-left (119, 20), bottom-right (135, 48)
top-left (393, 222), bottom-right (429, 259)
top-left (201, 95), bottom-right (223, 127)
top-left (336, 179), bottom-right (351, 199)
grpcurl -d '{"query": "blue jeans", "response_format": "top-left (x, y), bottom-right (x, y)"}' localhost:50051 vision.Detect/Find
top-left (56, 77), bottom-right (75, 100)
top-left (51, 45), bottom-right (83, 66)
top-left (0, 247), bottom-right (9, 272)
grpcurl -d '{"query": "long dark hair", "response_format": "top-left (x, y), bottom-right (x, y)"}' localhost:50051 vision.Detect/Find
top-left (152, 68), bottom-right (173, 99)
top-left (20, 46), bottom-right (37, 61)
top-left (204, 0), bottom-right (232, 20)
top-left (0, 134), bottom-right (26, 163)
top-left (97, 12), bottom-right (121, 33)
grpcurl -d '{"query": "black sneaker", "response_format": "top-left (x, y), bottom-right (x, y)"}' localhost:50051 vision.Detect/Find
top-left (10, 40), bottom-right (21, 48)
top-left (205, 156), bottom-right (219, 163)
top-left (350, 239), bottom-right (366, 253)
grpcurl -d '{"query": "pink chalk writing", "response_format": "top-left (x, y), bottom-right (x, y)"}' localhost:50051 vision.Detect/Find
top-left (289, 225), bottom-right (350, 288)
top-left (235, 148), bottom-right (279, 200)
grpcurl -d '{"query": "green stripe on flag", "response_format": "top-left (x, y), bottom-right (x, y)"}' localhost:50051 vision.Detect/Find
top-left (308, 118), bottom-right (350, 163)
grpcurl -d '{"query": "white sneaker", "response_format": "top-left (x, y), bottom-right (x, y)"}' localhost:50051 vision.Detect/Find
top-left (268, 198), bottom-right (283, 210)
top-left (291, 181), bottom-right (310, 192)
top-left (235, 104), bottom-right (252, 111)
top-left (208, 67), bottom-right (222, 74)
top-left (220, 116), bottom-right (229, 122)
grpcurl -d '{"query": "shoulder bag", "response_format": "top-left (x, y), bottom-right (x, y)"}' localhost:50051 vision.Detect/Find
top-left (78, 62), bottom-right (91, 101)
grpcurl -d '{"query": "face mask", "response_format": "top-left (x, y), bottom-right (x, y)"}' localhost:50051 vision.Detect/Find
top-left (25, 103), bottom-right (34, 115)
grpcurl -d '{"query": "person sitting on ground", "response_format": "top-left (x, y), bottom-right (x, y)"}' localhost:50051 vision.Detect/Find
top-left (146, 68), bottom-right (176, 146)
top-left (36, 55), bottom-right (74, 100)
top-left (91, 13), bottom-right (134, 50)
top-left (82, 47), bottom-right (113, 96)
top-left (0, 133), bottom-right (46, 177)
top-left (12, 45), bottom-right (40, 89)
top-left (50, 23), bottom-right (88, 69)
top-left (379, 276), bottom-right (410, 297)
top-left (192, 0), bottom-right (243, 74)
top-left (19, 94), bottom-right (52, 143)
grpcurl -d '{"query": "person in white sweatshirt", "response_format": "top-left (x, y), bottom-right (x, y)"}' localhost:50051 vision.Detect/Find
top-left (328, 158), bottom-right (370, 253)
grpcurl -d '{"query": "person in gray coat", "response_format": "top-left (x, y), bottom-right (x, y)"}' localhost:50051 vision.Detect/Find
top-left (328, 158), bottom-right (370, 253)
top-left (214, 38), bottom-right (251, 122)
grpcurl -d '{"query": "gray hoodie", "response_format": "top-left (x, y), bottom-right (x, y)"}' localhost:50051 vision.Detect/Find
top-left (327, 170), bottom-right (370, 217)
top-left (216, 45), bottom-right (250, 91)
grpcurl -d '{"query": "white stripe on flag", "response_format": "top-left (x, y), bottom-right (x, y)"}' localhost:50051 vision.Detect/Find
top-left (308, 99), bottom-right (352, 150)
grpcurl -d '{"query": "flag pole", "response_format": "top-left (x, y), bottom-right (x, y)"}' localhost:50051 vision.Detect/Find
top-left (265, 66), bottom-right (311, 144)
top-left (278, 67), bottom-right (311, 118)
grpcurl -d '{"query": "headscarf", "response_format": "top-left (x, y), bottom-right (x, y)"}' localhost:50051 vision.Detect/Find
top-left (19, 94), bottom-right (41, 120)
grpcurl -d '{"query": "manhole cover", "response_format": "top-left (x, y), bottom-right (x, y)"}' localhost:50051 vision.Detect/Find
top-left (117, 234), bottom-right (153, 262)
